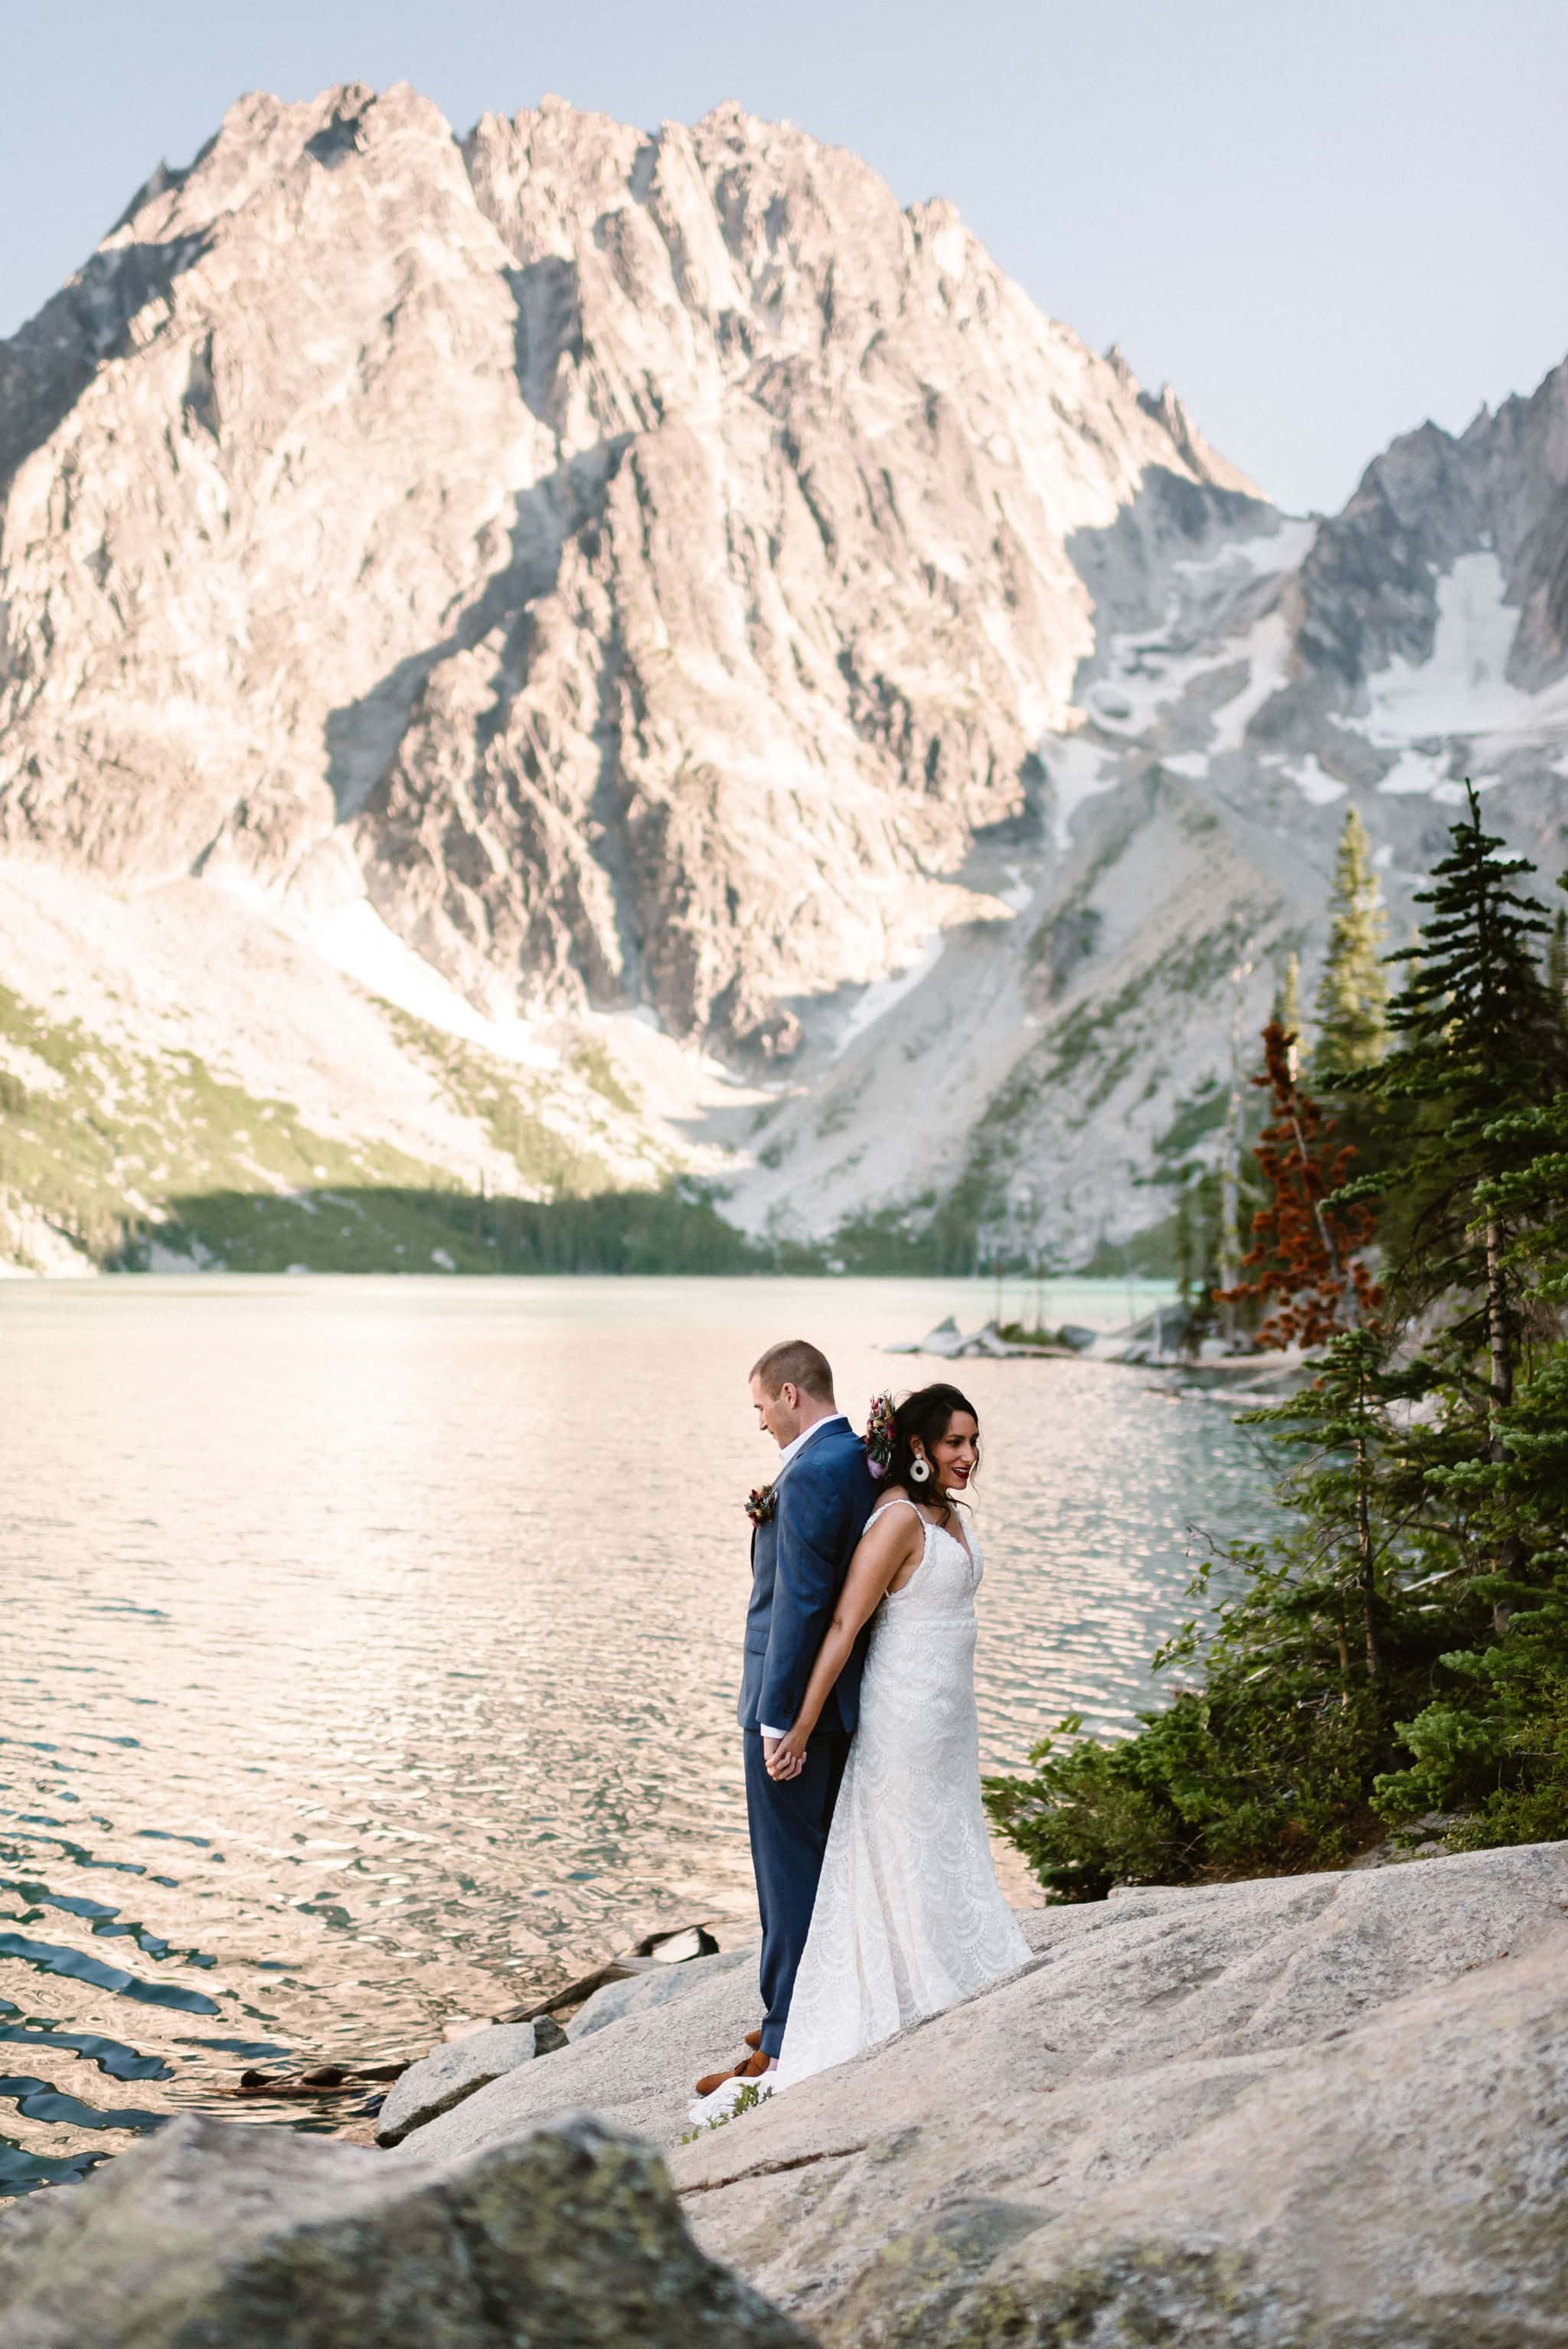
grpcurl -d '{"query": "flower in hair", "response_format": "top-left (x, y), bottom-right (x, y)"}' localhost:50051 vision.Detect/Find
top-left (863, 1391), bottom-right (897, 1481)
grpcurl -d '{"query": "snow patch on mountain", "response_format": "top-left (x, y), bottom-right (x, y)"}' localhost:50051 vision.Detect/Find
top-left (311, 899), bottom-right (562, 1071)
top-left (1364, 553), bottom-right (1568, 769)
top-left (1285, 756), bottom-right (1351, 807)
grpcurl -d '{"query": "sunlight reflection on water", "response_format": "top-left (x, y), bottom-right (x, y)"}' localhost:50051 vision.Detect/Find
top-left (0, 1275), bottom-right (1269, 2191)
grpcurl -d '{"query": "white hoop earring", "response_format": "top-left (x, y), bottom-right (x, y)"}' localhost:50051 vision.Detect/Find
top-left (909, 1454), bottom-right (932, 1485)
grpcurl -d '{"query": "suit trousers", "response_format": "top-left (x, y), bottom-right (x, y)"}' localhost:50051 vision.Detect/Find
top-left (743, 1725), bottom-right (849, 2058)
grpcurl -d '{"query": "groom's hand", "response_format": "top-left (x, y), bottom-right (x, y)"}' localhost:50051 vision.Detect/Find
top-left (763, 1735), bottom-right (805, 1782)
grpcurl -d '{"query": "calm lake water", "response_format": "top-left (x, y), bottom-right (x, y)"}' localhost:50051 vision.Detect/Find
top-left (0, 1275), bottom-right (1270, 2194)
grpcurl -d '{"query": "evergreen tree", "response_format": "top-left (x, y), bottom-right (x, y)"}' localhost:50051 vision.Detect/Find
top-left (1271, 952), bottom-right (1302, 1067)
top-left (1376, 1353), bottom-right (1568, 1844)
top-left (1344, 807), bottom-right (1568, 1824)
top-left (1240, 1328), bottom-right (1435, 1692)
top-left (1373, 1082), bottom-right (1568, 1842)
top-left (1481, 1091), bottom-right (1568, 1309)
top-left (1314, 806), bottom-right (1389, 1075)
top-left (1348, 787), bottom-right (1562, 1665)
top-left (1547, 903), bottom-right (1568, 1013)
top-left (1220, 1020), bottom-right (1380, 1350)
top-left (1180, 1168), bottom-right (1223, 1357)
top-left (1174, 1171), bottom-right (1195, 1315)
top-left (1338, 784), bottom-right (1560, 1414)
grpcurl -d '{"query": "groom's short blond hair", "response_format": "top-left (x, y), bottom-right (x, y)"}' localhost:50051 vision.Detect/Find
top-left (751, 1338), bottom-right (835, 1402)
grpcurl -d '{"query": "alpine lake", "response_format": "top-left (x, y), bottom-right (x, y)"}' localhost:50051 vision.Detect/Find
top-left (0, 1274), bottom-right (1272, 2194)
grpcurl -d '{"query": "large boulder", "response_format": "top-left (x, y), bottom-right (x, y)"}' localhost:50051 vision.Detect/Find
top-left (374, 2020), bottom-right (554, 2147)
top-left (668, 1841), bottom-right (1568, 2344)
top-left (0, 2109), bottom-right (809, 2349)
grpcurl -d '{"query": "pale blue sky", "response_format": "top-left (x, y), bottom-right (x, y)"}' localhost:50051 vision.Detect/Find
top-left (4, 1), bottom-right (1565, 513)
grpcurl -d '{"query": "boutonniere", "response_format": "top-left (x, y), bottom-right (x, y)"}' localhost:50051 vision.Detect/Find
top-left (746, 1482), bottom-right (777, 1527)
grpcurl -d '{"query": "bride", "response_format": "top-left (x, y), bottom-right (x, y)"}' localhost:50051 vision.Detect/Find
top-left (724, 1382), bottom-right (1028, 2104)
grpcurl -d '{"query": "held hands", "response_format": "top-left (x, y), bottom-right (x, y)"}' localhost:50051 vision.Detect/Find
top-left (764, 1729), bottom-right (808, 1781)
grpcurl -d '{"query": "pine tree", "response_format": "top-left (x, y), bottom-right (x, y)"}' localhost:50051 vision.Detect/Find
top-left (1220, 1020), bottom-right (1380, 1349)
top-left (1315, 806), bottom-right (1389, 1075)
top-left (1376, 1351), bottom-right (1568, 1844)
top-left (1272, 953), bottom-right (1302, 1055)
top-left (1341, 786), bottom-right (1558, 1376)
top-left (1479, 1090), bottom-right (1568, 1309)
top-left (1338, 783), bottom-right (1563, 1650)
top-left (1547, 903), bottom-right (1568, 1011)
top-left (1372, 1077), bottom-right (1568, 1844)
top-left (1181, 1168), bottom-right (1223, 1357)
top-left (1242, 1328), bottom-right (1435, 1692)
top-left (1174, 1171), bottom-right (1195, 1316)
top-left (982, 1325), bottom-right (1459, 1893)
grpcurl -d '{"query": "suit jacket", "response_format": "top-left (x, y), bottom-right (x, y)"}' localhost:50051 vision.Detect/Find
top-left (738, 1419), bottom-right (879, 1737)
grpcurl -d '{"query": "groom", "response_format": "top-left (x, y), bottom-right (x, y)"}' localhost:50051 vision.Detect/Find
top-left (694, 1338), bottom-right (877, 2106)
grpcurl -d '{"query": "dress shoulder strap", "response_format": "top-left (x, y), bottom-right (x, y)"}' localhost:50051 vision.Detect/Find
top-left (866, 1497), bottom-right (927, 1527)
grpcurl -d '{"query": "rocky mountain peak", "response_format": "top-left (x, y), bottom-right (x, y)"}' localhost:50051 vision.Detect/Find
top-left (2, 85), bottom-right (1563, 1276)
top-left (0, 81), bottom-right (1253, 1061)
top-left (1136, 381), bottom-right (1258, 497)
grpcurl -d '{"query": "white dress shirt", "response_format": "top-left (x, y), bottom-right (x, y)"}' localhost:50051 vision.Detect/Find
top-left (760, 1413), bottom-right (848, 1737)
top-left (776, 1410), bottom-right (847, 1472)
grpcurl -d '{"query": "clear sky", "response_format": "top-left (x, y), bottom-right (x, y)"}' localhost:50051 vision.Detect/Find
top-left (4, 1), bottom-right (1565, 514)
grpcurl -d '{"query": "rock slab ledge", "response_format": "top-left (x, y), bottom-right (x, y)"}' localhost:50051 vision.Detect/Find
top-left (0, 2109), bottom-right (810, 2349)
top-left (673, 1840), bottom-right (1568, 2347)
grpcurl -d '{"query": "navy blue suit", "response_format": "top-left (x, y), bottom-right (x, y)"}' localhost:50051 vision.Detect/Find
top-left (739, 1417), bottom-right (877, 2056)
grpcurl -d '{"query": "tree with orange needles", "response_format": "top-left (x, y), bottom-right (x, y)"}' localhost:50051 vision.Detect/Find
top-left (1221, 1019), bottom-right (1381, 1350)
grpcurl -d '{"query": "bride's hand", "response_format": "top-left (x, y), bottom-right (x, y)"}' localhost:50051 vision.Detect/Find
top-left (765, 1727), bottom-right (808, 1780)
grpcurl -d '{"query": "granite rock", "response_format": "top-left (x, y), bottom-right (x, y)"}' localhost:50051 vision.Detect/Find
top-left (0, 2109), bottom-right (809, 2349)
top-left (0, 83), bottom-right (1250, 1066)
top-left (394, 1941), bottom-right (765, 2168)
top-left (3, 85), bottom-right (1567, 1273)
top-left (933, 1932), bottom-right (1568, 2347)
top-left (4, 1847), bottom-right (1564, 2345)
top-left (567, 1946), bottom-right (756, 2044)
top-left (668, 1841), bottom-right (1568, 2344)
top-left (374, 2020), bottom-right (550, 2147)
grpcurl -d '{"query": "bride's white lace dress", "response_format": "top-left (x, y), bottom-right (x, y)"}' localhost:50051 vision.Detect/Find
top-left (774, 1497), bottom-right (1031, 2089)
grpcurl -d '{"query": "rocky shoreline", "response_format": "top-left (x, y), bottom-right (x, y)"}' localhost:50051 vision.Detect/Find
top-left (2, 1839), bottom-right (1565, 2344)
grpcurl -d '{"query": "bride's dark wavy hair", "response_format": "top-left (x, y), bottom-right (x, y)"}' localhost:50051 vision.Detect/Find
top-left (887, 1384), bottom-right (980, 1517)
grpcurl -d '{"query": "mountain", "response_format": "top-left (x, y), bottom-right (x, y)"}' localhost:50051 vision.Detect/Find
top-left (740, 361), bottom-right (1568, 1267)
top-left (1, 83), bottom-right (1564, 1273)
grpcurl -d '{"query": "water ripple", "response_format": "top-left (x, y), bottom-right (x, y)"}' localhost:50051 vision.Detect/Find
top-left (0, 1275), bottom-right (1266, 2193)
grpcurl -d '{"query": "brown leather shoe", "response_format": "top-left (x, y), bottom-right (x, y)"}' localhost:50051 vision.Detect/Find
top-left (694, 2045), bottom-right (773, 2098)
top-left (743, 2027), bottom-right (763, 2052)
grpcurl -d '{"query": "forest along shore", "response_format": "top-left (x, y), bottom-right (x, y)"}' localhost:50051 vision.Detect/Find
top-left (985, 791), bottom-right (1568, 1899)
